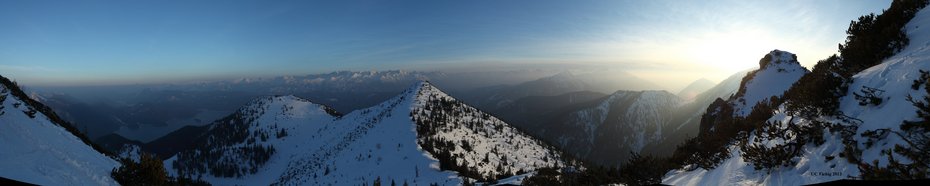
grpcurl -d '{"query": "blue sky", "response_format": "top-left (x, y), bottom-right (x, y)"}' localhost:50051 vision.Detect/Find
top-left (0, 0), bottom-right (891, 86)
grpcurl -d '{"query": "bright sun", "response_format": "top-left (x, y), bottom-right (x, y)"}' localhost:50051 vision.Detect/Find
top-left (689, 31), bottom-right (777, 73)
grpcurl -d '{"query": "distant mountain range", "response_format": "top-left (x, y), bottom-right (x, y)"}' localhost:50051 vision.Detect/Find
top-left (457, 70), bottom-right (664, 112)
top-left (677, 78), bottom-right (715, 101)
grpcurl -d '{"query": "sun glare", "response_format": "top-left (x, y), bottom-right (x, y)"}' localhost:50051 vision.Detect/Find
top-left (690, 31), bottom-right (776, 73)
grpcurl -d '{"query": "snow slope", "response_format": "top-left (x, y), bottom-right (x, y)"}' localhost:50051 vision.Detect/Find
top-left (0, 80), bottom-right (120, 185)
top-left (664, 6), bottom-right (930, 185)
top-left (166, 81), bottom-right (565, 185)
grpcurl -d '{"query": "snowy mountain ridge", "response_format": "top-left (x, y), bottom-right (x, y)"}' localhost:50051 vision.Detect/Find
top-left (165, 81), bottom-right (567, 185)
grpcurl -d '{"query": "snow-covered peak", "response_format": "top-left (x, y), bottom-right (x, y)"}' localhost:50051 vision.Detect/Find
top-left (409, 81), bottom-right (452, 101)
top-left (229, 95), bottom-right (342, 121)
top-left (759, 50), bottom-right (801, 69)
top-left (731, 49), bottom-right (810, 117)
top-left (400, 80), bottom-right (465, 107)
top-left (241, 95), bottom-right (318, 107)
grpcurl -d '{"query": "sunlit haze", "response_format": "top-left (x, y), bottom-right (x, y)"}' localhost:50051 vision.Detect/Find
top-left (1, 0), bottom-right (890, 90)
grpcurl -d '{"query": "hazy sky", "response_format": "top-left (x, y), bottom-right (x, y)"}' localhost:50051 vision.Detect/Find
top-left (1, 0), bottom-right (891, 88)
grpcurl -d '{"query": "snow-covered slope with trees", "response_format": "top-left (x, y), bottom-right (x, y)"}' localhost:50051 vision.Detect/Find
top-left (664, 1), bottom-right (930, 184)
top-left (165, 81), bottom-right (566, 185)
top-left (0, 76), bottom-right (119, 185)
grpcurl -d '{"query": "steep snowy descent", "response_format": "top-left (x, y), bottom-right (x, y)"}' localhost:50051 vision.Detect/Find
top-left (0, 76), bottom-right (119, 185)
top-left (166, 81), bottom-right (566, 185)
